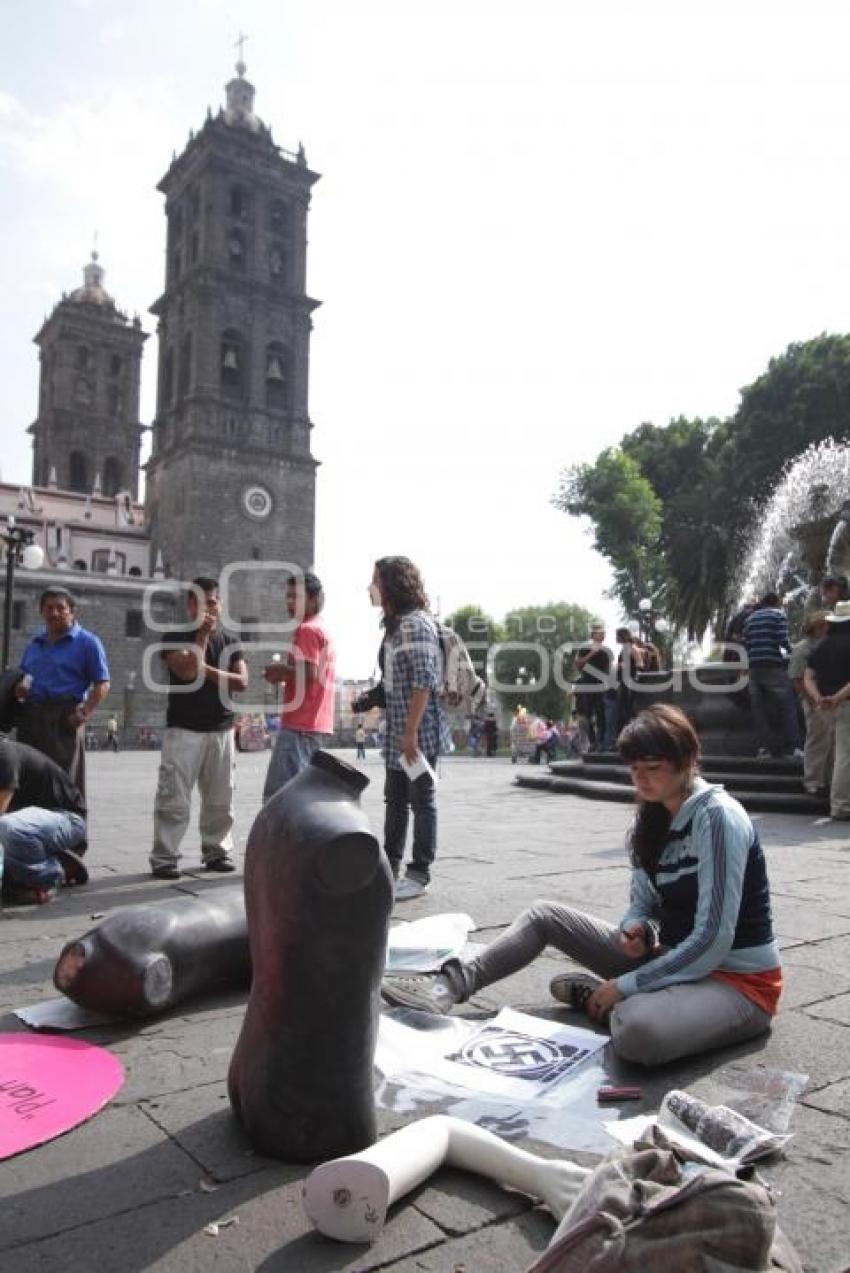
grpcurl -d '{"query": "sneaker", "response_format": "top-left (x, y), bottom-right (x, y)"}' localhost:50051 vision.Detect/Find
top-left (549, 971), bottom-right (602, 1010)
top-left (394, 875), bottom-right (428, 901)
top-left (792, 748), bottom-right (804, 761)
top-left (55, 848), bottom-right (89, 887)
top-left (381, 973), bottom-right (458, 1015)
top-left (152, 864), bottom-right (180, 880)
top-left (204, 857), bottom-right (236, 873)
top-left (5, 885), bottom-right (57, 906)
top-left (755, 749), bottom-right (771, 760)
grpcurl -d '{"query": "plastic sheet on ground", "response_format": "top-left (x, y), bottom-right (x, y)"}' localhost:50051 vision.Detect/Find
top-left (604, 1069), bottom-right (807, 1170)
top-left (682, 1062), bottom-right (809, 1135)
top-left (375, 1006), bottom-right (616, 1154)
top-left (385, 913), bottom-right (477, 973)
top-left (14, 999), bottom-right (116, 1031)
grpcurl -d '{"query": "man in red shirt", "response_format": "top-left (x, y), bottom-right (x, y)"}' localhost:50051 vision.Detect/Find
top-left (262, 571), bottom-right (336, 802)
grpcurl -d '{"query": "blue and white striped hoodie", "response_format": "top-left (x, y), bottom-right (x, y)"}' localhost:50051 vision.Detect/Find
top-left (616, 778), bottom-right (780, 997)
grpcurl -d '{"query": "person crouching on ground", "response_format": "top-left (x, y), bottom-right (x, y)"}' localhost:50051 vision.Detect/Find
top-left (382, 703), bottom-right (782, 1067)
top-left (0, 737), bottom-right (88, 905)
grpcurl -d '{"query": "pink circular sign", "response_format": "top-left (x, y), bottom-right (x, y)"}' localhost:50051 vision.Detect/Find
top-left (0, 1034), bottom-right (125, 1159)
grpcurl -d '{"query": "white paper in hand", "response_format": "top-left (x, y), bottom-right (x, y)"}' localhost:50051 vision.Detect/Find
top-left (399, 751), bottom-right (437, 783)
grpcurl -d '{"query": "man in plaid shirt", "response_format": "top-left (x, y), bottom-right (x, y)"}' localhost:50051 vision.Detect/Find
top-left (354, 557), bottom-right (450, 901)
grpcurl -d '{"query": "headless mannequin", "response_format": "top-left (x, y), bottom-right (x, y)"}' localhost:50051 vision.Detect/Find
top-left (303, 1114), bottom-right (590, 1244)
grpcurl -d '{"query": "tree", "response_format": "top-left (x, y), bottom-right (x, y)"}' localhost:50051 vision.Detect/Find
top-left (491, 601), bottom-right (598, 721)
top-left (552, 448), bottom-right (665, 616)
top-left (724, 334), bottom-right (850, 509)
top-left (553, 334), bottom-right (850, 641)
top-left (443, 605), bottom-right (503, 682)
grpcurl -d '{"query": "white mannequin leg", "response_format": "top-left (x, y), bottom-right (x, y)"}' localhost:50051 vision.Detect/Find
top-left (302, 1114), bottom-right (590, 1243)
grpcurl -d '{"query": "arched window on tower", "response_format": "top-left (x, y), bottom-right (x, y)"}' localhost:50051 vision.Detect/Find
top-left (110, 354), bottom-right (122, 377)
top-left (178, 332), bottom-right (193, 399)
top-left (230, 184), bottom-right (247, 219)
top-left (108, 385), bottom-right (122, 417)
top-left (69, 451), bottom-right (88, 493)
top-left (265, 343), bottom-right (289, 412)
top-left (227, 228), bottom-right (246, 270)
top-left (268, 241), bottom-right (287, 286)
top-left (103, 457), bottom-right (123, 496)
top-left (221, 330), bottom-right (246, 399)
top-left (76, 345), bottom-right (91, 371)
top-left (270, 199), bottom-right (288, 235)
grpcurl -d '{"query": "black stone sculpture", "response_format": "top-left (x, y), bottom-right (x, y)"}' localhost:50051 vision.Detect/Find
top-left (228, 750), bottom-right (392, 1163)
top-left (54, 885), bottom-right (249, 1017)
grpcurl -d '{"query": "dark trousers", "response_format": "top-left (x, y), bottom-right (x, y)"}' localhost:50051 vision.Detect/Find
top-left (577, 693), bottom-right (606, 748)
top-left (383, 754), bottom-right (438, 883)
top-left (748, 667), bottom-right (800, 754)
top-left (16, 699), bottom-right (86, 800)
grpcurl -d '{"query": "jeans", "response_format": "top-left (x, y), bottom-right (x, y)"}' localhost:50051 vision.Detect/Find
top-left (0, 809), bottom-right (87, 889)
top-left (442, 900), bottom-right (772, 1067)
top-left (384, 754), bottom-right (439, 883)
top-left (601, 691), bottom-right (619, 750)
top-left (263, 727), bottom-right (329, 803)
top-left (576, 693), bottom-right (606, 749)
top-left (748, 666), bottom-right (801, 754)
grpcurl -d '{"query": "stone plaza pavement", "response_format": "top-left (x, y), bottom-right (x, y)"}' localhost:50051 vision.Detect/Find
top-left (2, 750), bottom-right (850, 1272)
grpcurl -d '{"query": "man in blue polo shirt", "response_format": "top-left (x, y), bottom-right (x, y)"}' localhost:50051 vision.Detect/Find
top-left (14, 588), bottom-right (110, 799)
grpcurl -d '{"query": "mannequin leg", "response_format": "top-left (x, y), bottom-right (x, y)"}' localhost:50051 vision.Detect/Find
top-left (303, 1114), bottom-right (589, 1243)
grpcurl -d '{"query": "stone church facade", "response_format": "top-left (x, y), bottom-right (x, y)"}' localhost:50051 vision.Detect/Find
top-left (0, 62), bottom-right (319, 733)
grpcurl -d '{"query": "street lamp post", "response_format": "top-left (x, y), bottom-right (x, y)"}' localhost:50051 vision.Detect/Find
top-left (1, 517), bottom-right (45, 671)
top-left (123, 670), bottom-right (137, 747)
top-left (637, 596), bottom-right (653, 643)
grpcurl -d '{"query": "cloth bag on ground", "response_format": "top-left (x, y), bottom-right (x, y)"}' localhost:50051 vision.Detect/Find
top-left (526, 1140), bottom-right (802, 1273)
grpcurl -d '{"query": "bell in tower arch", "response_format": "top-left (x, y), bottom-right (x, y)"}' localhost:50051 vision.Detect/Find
top-left (223, 345), bottom-right (240, 371)
top-left (266, 354), bottom-right (285, 382)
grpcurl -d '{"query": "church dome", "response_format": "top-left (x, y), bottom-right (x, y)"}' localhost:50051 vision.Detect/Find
top-left (69, 251), bottom-right (115, 307)
top-left (224, 52), bottom-right (262, 132)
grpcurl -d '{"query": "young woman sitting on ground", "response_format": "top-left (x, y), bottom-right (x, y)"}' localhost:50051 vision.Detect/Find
top-left (381, 704), bottom-right (782, 1067)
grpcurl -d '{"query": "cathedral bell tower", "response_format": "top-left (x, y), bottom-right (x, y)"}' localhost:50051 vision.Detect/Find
top-left (29, 252), bottom-right (146, 497)
top-left (145, 58), bottom-right (320, 628)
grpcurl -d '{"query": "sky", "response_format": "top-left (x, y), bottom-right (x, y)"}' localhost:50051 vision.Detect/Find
top-left (3, 0), bottom-right (850, 674)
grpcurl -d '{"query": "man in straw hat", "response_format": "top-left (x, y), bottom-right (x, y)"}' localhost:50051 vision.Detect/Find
top-left (790, 611), bottom-right (832, 796)
top-left (804, 601), bottom-right (850, 820)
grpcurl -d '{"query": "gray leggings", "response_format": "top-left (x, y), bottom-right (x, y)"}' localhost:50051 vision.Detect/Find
top-left (443, 901), bottom-right (772, 1067)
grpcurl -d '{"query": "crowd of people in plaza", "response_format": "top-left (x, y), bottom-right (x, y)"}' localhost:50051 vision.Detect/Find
top-left (1, 557), bottom-right (848, 929)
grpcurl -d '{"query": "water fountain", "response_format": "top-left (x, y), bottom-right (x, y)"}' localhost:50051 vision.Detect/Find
top-left (517, 440), bottom-right (850, 813)
top-left (736, 440), bottom-right (850, 614)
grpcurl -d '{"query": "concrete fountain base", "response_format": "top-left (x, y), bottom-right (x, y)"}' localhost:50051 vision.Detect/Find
top-left (516, 752), bottom-right (827, 815)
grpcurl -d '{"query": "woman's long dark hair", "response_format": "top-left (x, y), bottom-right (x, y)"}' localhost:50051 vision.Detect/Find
top-left (617, 705), bottom-right (700, 877)
top-left (374, 557), bottom-right (429, 632)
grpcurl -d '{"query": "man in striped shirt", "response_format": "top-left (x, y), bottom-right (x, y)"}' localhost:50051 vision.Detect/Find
top-left (743, 592), bottom-right (801, 759)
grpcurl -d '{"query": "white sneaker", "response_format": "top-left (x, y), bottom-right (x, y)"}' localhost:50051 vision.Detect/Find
top-left (394, 876), bottom-right (428, 902)
top-left (381, 973), bottom-right (457, 1014)
top-left (549, 971), bottom-right (602, 1010)
top-left (756, 749), bottom-right (771, 760)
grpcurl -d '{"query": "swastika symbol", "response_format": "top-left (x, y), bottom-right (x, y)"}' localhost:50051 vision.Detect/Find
top-left (448, 1028), bottom-right (586, 1084)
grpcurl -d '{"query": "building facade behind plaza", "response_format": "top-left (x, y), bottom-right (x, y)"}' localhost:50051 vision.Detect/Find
top-left (0, 60), bottom-right (319, 734)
